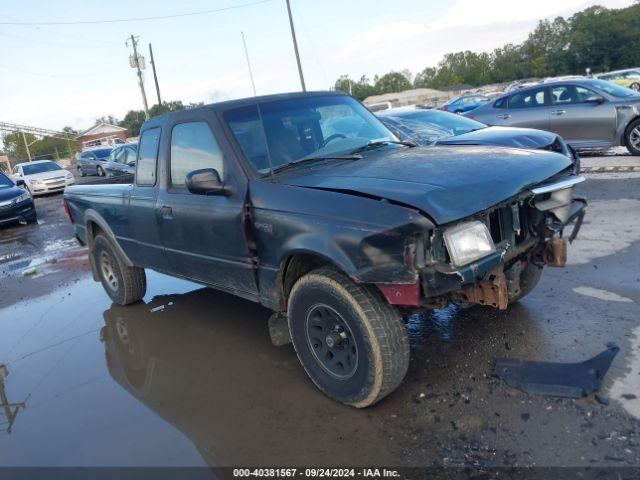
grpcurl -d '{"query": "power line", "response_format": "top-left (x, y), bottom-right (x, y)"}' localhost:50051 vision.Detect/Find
top-left (0, 62), bottom-right (121, 79)
top-left (0, 0), bottom-right (272, 25)
top-left (0, 13), bottom-right (120, 44)
top-left (0, 30), bottom-right (113, 49)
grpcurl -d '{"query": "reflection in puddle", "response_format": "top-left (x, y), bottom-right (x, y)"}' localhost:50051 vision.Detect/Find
top-left (407, 304), bottom-right (459, 344)
top-left (101, 288), bottom-right (402, 467)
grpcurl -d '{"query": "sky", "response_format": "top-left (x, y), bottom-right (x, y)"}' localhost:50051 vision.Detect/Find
top-left (0, 0), bottom-right (634, 134)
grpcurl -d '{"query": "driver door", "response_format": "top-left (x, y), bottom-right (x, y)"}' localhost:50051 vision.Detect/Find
top-left (155, 116), bottom-right (258, 299)
top-left (548, 84), bottom-right (617, 148)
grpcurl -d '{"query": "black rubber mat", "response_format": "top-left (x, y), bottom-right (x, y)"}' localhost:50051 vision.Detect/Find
top-left (493, 346), bottom-right (619, 398)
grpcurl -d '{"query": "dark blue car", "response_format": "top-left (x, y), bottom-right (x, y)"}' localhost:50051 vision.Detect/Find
top-left (0, 171), bottom-right (36, 226)
top-left (438, 94), bottom-right (489, 113)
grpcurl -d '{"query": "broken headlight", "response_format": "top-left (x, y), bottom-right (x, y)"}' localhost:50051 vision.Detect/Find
top-left (443, 220), bottom-right (496, 268)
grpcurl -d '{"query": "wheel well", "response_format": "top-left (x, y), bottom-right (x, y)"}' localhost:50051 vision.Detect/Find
top-left (86, 221), bottom-right (105, 249)
top-left (280, 253), bottom-right (332, 309)
top-left (624, 116), bottom-right (640, 145)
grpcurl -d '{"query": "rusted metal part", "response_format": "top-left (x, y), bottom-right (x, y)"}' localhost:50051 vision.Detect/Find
top-left (377, 282), bottom-right (421, 306)
top-left (544, 237), bottom-right (567, 267)
top-left (452, 268), bottom-right (509, 310)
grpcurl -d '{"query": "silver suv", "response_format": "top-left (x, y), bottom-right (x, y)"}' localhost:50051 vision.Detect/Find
top-left (470, 78), bottom-right (640, 155)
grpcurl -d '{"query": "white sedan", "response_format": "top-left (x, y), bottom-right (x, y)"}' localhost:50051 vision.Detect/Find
top-left (11, 160), bottom-right (75, 196)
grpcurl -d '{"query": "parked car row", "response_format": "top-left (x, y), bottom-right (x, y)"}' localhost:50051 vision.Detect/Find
top-left (468, 78), bottom-right (640, 155)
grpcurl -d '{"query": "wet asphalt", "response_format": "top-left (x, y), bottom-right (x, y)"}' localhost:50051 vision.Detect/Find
top-left (0, 173), bottom-right (638, 468)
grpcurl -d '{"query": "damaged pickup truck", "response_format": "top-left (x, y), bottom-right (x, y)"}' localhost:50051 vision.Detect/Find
top-left (63, 91), bottom-right (586, 407)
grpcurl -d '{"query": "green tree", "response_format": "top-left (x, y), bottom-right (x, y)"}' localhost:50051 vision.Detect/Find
top-left (119, 100), bottom-right (190, 136)
top-left (333, 3), bottom-right (640, 93)
top-left (374, 72), bottom-right (412, 94)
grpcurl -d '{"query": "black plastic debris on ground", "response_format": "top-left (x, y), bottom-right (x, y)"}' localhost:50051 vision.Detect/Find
top-left (492, 346), bottom-right (619, 398)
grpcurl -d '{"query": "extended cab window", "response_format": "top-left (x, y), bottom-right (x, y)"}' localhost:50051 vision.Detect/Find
top-left (170, 122), bottom-right (224, 186)
top-left (136, 128), bottom-right (160, 186)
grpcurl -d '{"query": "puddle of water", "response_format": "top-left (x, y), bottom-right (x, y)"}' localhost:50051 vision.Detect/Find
top-left (573, 286), bottom-right (634, 303)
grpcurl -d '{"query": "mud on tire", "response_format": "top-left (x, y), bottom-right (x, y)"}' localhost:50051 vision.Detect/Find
top-left (93, 234), bottom-right (146, 306)
top-left (287, 266), bottom-right (409, 408)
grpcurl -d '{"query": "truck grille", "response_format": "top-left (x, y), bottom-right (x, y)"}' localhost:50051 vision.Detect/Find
top-left (485, 202), bottom-right (530, 246)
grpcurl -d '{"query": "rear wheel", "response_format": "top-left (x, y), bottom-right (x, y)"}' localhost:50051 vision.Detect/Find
top-left (97, 166), bottom-right (105, 177)
top-left (625, 118), bottom-right (640, 156)
top-left (93, 234), bottom-right (146, 305)
top-left (287, 267), bottom-right (409, 408)
top-left (630, 82), bottom-right (640, 93)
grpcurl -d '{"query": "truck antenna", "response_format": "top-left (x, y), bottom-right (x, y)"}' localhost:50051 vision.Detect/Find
top-left (241, 31), bottom-right (275, 181)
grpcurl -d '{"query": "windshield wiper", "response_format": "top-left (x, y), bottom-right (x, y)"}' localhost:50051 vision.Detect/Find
top-left (349, 140), bottom-right (416, 155)
top-left (271, 154), bottom-right (362, 174)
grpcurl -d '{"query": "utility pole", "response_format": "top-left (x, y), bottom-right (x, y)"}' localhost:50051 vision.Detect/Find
top-left (126, 35), bottom-right (150, 119)
top-left (148, 43), bottom-right (162, 106)
top-left (285, 0), bottom-right (305, 92)
top-left (20, 131), bottom-right (32, 162)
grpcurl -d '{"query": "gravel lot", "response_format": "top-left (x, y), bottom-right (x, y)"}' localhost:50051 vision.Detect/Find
top-left (0, 171), bottom-right (638, 469)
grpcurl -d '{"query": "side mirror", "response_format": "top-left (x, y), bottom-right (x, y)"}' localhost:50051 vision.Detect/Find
top-left (585, 95), bottom-right (605, 104)
top-left (16, 179), bottom-right (25, 187)
top-left (185, 168), bottom-right (231, 196)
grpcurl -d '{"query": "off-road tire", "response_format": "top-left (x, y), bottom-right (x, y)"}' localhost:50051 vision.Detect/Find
top-left (625, 117), bottom-right (640, 156)
top-left (78, 166), bottom-right (85, 177)
top-left (509, 263), bottom-right (543, 303)
top-left (287, 266), bottom-right (409, 408)
top-left (93, 234), bottom-right (146, 305)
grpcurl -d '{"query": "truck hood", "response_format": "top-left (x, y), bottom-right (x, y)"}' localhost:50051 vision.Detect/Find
top-left (279, 145), bottom-right (571, 224)
top-left (434, 126), bottom-right (559, 150)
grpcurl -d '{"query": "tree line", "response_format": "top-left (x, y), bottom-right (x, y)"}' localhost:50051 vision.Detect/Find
top-left (335, 3), bottom-right (640, 100)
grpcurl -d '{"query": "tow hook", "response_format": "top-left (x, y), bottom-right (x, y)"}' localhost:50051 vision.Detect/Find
top-left (544, 238), bottom-right (567, 267)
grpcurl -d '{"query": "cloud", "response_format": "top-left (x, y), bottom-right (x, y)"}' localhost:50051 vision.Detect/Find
top-left (333, 0), bottom-right (635, 77)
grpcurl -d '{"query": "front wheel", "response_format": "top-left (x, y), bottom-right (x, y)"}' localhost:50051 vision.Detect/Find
top-left (93, 234), bottom-right (146, 305)
top-left (626, 118), bottom-right (640, 156)
top-left (97, 166), bottom-right (105, 177)
top-left (78, 166), bottom-right (85, 177)
top-left (509, 263), bottom-right (543, 303)
top-left (287, 267), bottom-right (409, 408)
top-left (630, 82), bottom-right (640, 93)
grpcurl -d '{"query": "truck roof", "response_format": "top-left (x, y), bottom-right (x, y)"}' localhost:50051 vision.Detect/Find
top-left (141, 91), bottom-right (348, 128)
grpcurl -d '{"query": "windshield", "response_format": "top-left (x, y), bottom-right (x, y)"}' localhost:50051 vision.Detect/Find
top-left (223, 95), bottom-right (394, 173)
top-left (379, 110), bottom-right (486, 144)
top-left (22, 162), bottom-right (62, 175)
top-left (585, 79), bottom-right (640, 98)
top-left (0, 172), bottom-right (13, 188)
top-left (92, 148), bottom-right (113, 159)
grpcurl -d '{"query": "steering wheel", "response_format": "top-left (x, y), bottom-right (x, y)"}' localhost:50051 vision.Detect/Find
top-left (321, 133), bottom-right (347, 147)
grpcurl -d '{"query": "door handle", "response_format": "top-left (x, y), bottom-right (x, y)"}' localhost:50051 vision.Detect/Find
top-left (497, 113), bottom-right (511, 119)
top-left (159, 205), bottom-right (173, 220)
top-left (551, 109), bottom-right (566, 116)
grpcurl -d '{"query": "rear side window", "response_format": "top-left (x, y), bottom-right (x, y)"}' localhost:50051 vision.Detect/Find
top-left (136, 128), bottom-right (161, 186)
top-left (170, 122), bottom-right (225, 186)
top-left (508, 87), bottom-right (547, 109)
